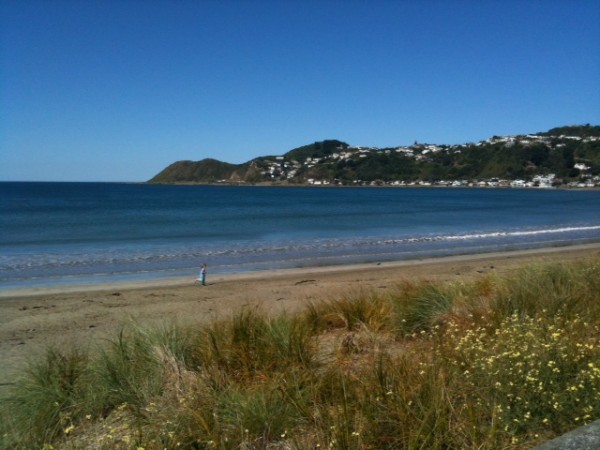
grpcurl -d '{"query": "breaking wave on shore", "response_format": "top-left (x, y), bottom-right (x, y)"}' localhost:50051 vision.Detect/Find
top-left (2, 224), bottom-right (599, 289)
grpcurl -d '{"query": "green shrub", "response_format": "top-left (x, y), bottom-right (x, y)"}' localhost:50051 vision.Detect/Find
top-left (441, 313), bottom-right (600, 437)
top-left (304, 289), bottom-right (392, 333)
top-left (195, 310), bottom-right (316, 383)
top-left (392, 282), bottom-right (456, 333)
top-left (89, 328), bottom-right (166, 411)
top-left (2, 347), bottom-right (89, 447)
top-left (491, 261), bottom-right (600, 321)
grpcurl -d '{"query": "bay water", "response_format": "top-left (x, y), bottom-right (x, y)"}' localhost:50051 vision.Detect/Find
top-left (1, 182), bottom-right (599, 290)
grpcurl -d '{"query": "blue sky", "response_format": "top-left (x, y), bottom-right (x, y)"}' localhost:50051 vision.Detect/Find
top-left (1, 0), bottom-right (599, 182)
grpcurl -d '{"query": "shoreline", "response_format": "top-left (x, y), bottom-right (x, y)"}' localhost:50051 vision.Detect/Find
top-left (148, 180), bottom-right (600, 190)
top-left (1, 243), bottom-right (600, 396)
top-left (2, 242), bottom-right (600, 299)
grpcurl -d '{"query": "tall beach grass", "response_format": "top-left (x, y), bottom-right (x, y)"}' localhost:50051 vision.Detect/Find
top-left (2, 258), bottom-right (600, 449)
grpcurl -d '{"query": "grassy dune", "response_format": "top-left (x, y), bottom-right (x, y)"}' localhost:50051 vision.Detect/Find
top-left (2, 259), bottom-right (600, 449)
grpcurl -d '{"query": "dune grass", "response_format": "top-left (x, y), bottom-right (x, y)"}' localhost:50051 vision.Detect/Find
top-left (2, 258), bottom-right (600, 449)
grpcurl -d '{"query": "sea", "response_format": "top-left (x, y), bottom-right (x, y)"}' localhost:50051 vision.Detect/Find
top-left (1, 182), bottom-right (600, 290)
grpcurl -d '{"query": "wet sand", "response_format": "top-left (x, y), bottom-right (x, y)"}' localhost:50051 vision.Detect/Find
top-left (1, 244), bottom-right (600, 397)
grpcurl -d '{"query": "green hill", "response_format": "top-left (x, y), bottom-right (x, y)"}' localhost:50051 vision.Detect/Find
top-left (283, 139), bottom-right (349, 161)
top-left (148, 125), bottom-right (600, 186)
top-left (149, 158), bottom-right (243, 183)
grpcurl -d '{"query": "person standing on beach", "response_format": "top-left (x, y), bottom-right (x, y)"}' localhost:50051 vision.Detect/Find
top-left (200, 263), bottom-right (207, 286)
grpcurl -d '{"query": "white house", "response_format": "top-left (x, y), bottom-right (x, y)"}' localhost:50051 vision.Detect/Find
top-left (574, 163), bottom-right (590, 171)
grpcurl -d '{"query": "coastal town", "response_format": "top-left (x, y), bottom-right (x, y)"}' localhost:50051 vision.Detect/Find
top-left (149, 125), bottom-right (600, 188)
top-left (244, 131), bottom-right (600, 188)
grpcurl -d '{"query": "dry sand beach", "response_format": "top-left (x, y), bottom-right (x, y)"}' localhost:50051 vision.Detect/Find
top-left (2, 244), bottom-right (600, 398)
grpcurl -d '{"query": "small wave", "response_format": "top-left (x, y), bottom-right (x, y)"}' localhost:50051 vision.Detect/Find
top-left (1, 224), bottom-right (599, 278)
top-left (377, 225), bottom-right (600, 245)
